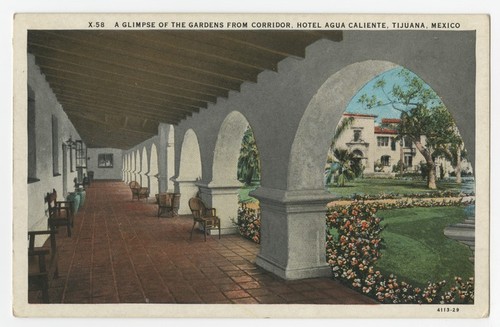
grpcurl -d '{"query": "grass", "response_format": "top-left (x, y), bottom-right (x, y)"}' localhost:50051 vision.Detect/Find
top-left (374, 206), bottom-right (474, 288)
top-left (327, 178), bottom-right (474, 198)
top-left (238, 183), bottom-right (259, 203)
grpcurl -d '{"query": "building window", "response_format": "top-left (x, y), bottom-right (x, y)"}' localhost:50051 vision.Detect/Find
top-left (27, 87), bottom-right (38, 183)
top-left (404, 154), bottom-right (413, 169)
top-left (391, 137), bottom-right (396, 151)
top-left (403, 136), bottom-right (412, 148)
top-left (52, 115), bottom-right (60, 176)
top-left (353, 129), bottom-right (361, 142)
top-left (381, 155), bottom-right (391, 166)
top-left (98, 153), bottom-right (114, 168)
top-left (377, 136), bottom-right (389, 147)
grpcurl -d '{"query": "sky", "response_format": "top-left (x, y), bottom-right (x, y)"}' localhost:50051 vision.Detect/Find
top-left (344, 67), bottom-right (441, 124)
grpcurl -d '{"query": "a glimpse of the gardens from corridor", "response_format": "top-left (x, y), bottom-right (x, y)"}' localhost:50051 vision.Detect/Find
top-left (235, 67), bottom-right (474, 304)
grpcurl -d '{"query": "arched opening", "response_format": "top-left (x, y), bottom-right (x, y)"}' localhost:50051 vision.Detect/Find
top-left (135, 150), bottom-right (140, 183)
top-left (309, 63), bottom-right (475, 289)
top-left (167, 125), bottom-right (175, 192)
top-left (149, 143), bottom-right (159, 196)
top-left (206, 111), bottom-right (259, 235)
top-left (176, 129), bottom-right (202, 214)
top-left (141, 146), bottom-right (149, 190)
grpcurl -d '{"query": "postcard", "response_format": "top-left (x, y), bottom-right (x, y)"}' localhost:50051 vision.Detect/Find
top-left (12, 13), bottom-right (490, 318)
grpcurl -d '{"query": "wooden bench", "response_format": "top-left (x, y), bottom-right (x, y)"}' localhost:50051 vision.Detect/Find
top-left (28, 230), bottom-right (59, 303)
top-left (46, 189), bottom-right (74, 237)
top-left (156, 192), bottom-right (181, 218)
top-left (129, 181), bottom-right (149, 201)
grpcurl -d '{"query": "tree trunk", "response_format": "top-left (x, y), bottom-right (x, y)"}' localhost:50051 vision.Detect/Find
top-left (414, 140), bottom-right (437, 189)
top-left (455, 164), bottom-right (462, 184)
top-left (455, 147), bottom-right (462, 184)
top-left (443, 147), bottom-right (462, 184)
top-left (427, 161), bottom-right (437, 189)
top-left (400, 140), bottom-right (404, 176)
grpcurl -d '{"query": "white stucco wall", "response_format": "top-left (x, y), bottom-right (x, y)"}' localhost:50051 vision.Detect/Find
top-left (26, 54), bottom-right (82, 231)
top-left (87, 148), bottom-right (124, 180)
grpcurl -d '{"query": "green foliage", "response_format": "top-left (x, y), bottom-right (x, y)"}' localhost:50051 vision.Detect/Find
top-left (358, 68), bottom-right (465, 189)
top-left (325, 148), bottom-right (364, 187)
top-left (237, 125), bottom-right (261, 186)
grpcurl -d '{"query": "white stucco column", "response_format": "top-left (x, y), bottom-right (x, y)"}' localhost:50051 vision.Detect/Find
top-left (251, 187), bottom-right (335, 280)
top-left (173, 178), bottom-right (200, 215)
top-left (197, 181), bottom-right (241, 235)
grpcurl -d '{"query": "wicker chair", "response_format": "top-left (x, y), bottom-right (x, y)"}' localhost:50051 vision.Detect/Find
top-left (128, 181), bottom-right (149, 201)
top-left (156, 192), bottom-right (181, 218)
top-left (188, 197), bottom-right (221, 241)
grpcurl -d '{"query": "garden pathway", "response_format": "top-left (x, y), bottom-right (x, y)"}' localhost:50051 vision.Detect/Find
top-left (29, 180), bottom-right (376, 305)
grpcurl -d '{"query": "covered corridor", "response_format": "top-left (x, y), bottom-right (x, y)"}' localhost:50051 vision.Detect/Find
top-left (28, 181), bottom-right (375, 305)
top-left (19, 24), bottom-right (479, 310)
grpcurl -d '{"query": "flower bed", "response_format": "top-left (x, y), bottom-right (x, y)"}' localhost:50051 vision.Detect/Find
top-left (326, 202), bottom-right (474, 304)
top-left (234, 203), bottom-right (261, 244)
top-left (344, 190), bottom-right (475, 202)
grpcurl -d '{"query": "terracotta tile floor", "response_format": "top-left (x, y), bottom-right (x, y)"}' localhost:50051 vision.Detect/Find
top-left (29, 180), bottom-right (376, 305)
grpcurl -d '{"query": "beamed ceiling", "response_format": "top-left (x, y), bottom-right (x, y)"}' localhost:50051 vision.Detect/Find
top-left (28, 30), bottom-right (343, 149)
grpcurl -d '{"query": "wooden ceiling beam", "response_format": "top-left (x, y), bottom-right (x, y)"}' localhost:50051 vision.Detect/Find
top-left (28, 43), bottom-right (231, 97)
top-left (30, 31), bottom-right (254, 85)
top-left (49, 82), bottom-right (197, 115)
top-left (60, 99), bottom-right (184, 124)
top-left (58, 30), bottom-right (261, 83)
top-left (39, 66), bottom-right (210, 109)
top-left (34, 55), bottom-right (218, 104)
top-left (131, 30), bottom-right (279, 71)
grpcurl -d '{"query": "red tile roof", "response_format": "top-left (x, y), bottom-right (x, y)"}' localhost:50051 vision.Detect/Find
top-left (381, 118), bottom-right (401, 124)
top-left (343, 113), bottom-right (378, 118)
top-left (374, 126), bottom-right (398, 135)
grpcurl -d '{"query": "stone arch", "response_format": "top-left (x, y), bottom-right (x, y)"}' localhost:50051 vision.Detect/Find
top-left (149, 143), bottom-right (159, 195)
top-left (141, 146), bottom-right (149, 189)
top-left (199, 111), bottom-right (256, 234)
top-left (288, 60), bottom-right (399, 191)
top-left (135, 149), bottom-right (140, 183)
top-left (167, 124), bottom-right (175, 192)
top-left (122, 156), bottom-right (125, 181)
top-left (126, 153), bottom-right (131, 183)
top-left (176, 129), bottom-right (202, 214)
top-left (211, 111), bottom-right (251, 186)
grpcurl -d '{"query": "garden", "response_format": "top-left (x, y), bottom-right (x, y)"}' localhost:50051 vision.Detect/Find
top-left (232, 68), bottom-right (475, 304)
top-left (234, 177), bottom-right (475, 304)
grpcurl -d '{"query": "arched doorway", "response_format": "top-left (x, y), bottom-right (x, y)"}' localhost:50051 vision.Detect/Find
top-left (199, 111), bottom-right (256, 235)
top-left (175, 129), bottom-right (202, 214)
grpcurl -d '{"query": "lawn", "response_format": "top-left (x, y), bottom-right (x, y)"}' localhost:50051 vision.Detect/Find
top-left (373, 206), bottom-right (474, 288)
top-left (327, 177), bottom-right (474, 198)
top-left (239, 183), bottom-right (259, 203)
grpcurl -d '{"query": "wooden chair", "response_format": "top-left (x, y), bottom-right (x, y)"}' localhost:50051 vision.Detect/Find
top-left (128, 181), bottom-right (149, 201)
top-left (28, 230), bottom-right (59, 303)
top-left (188, 197), bottom-right (221, 241)
top-left (156, 192), bottom-right (181, 218)
top-left (46, 189), bottom-right (73, 237)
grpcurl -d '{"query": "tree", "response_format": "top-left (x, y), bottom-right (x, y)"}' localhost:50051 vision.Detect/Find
top-left (360, 68), bottom-right (463, 189)
top-left (325, 148), bottom-right (363, 187)
top-left (237, 126), bottom-right (261, 186)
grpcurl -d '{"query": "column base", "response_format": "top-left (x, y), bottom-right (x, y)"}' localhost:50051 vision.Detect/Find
top-left (256, 254), bottom-right (331, 280)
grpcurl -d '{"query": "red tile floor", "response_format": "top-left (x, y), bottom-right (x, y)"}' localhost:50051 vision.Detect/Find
top-left (29, 180), bottom-right (376, 305)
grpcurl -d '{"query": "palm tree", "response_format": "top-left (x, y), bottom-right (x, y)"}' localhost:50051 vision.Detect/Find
top-left (326, 148), bottom-right (363, 187)
top-left (237, 126), bottom-right (261, 186)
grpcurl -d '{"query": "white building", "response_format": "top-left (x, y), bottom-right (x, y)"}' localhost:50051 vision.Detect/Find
top-left (332, 113), bottom-right (463, 177)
